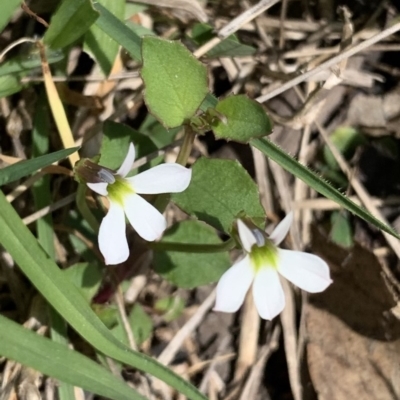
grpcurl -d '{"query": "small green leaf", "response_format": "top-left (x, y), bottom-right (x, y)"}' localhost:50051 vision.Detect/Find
top-left (0, 74), bottom-right (24, 98)
top-left (64, 262), bottom-right (103, 302)
top-left (252, 137), bottom-right (400, 240)
top-left (323, 126), bottom-right (366, 170)
top-left (212, 95), bottom-right (272, 143)
top-left (44, 0), bottom-right (99, 49)
top-left (100, 120), bottom-right (158, 170)
top-left (154, 220), bottom-right (230, 288)
top-left (191, 23), bottom-right (256, 58)
top-left (0, 48), bottom-right (64, 77)
top-left (0, 0), bottom-right (22, 32)
top-left (141, 37), bottom-right (209, 128)
top-left (84, 0), bottom-right (125, 75)
top-left (0, 147), bottom-right (79, 186)
top-left (0, 314), bottom-right (145, 400)
top-left (330, 211), bottom-right (353, 248)
top-left (155, 296), bottom-right (185, 322)
top-left (94, 2), bottom-right (142, 62)
top-left (173, 158), bottom-right (265, 232)
top-left (129, 305), bottom-right (153, 345)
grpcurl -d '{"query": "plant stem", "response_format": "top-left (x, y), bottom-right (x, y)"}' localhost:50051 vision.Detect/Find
top-left (76, 184), bottom-right (100, 232)
top-left (149, 238), bottom-right (235, 253)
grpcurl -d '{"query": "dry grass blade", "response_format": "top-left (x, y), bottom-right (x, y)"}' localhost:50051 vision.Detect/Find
top-left (257, 20), bottom-right (400, 102)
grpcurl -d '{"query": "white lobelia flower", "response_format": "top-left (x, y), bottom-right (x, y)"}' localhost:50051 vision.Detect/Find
top-left (214, 212), bottom-right (332, 320)
top-left (87, 143), bottom-right (192, 265)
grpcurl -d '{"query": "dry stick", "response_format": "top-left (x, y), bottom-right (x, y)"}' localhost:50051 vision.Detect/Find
top-left (316, 122), bottom-right (400, 258)
top-left (257, 20), bottom-right (400, 103)
top-left (280, 279), bottom-right (302, 400)
top-left (239, 324), bottom-right (281, 400)
top-left (22, 193), bottom-right (76, 226)
top-left (279, 0), bottom-right (289, 50)
top-left (194, 0), bottom-right (281, 58)
top-left (157, 290), bottom-right (216, 366)
top-left (233, 291), bottom-right (260, 381)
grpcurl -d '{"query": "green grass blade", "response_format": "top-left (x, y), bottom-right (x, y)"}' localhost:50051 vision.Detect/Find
top-left (0, 191), bottom-right (207, 400)
top-left (0, 314), bottom-right (145, 400)
top-left (94, 2), bottom-right (141, 62)
top-left (0, 147), bottom-right (79, 186)
top-left (251, 137), bottom-right (400, 240)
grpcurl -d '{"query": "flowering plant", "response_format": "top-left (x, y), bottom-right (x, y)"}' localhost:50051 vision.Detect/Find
top-left (214, 213), bottom-right (332, 320)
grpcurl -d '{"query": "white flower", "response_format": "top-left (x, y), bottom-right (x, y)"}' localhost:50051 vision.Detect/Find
top-left (214, 212), bottom-right (332, 320)
top-left (87, 143), bottom-right (192, 265)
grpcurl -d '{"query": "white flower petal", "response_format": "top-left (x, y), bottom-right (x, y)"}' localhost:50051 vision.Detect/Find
top-left (124, 194), bottom-right (166, 241)
top-left (214, 255), bottom-right (254, 313)
top-left (237, 219), bottom-right (257, 253)
top-left (269, 211), bottom-right (293, 245)
top-left (87, 182), bottom-right (108, 196)
top-left (98, 201), bottom-right (129, 265)
top-left (277, 249), bottom-right (332, 293)
top-left (127, 164), bottom-right (192, 194)
top-left (252, 267), bottom-right (285, 320)
top-left (117, 143), bottom-right (136, 177)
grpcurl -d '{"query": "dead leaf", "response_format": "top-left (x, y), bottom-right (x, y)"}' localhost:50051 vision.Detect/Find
top-left (305, 227), bottom-right (400, 400)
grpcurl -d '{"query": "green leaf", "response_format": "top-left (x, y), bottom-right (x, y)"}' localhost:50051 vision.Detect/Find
top-left (0, 314), bottom-right (145, 400)
top-left (44, 0), bottom-right (99, 49)
top-left (323, 126), bottom-right (366, 170)
top-left (172, 158), bottom-right (265, 233)
top-left (330, 211), bottom-right (353, 248)
top-left (154, 220), bottom-right (230, 288)
top-left (64, 262), bottom-right (103, 302)
top-left (212, 95), bottom-right (272, 143)
top-left (0, 147), bottom-right (79, 186)
top-left (155, 296), bottom-right (185, 322)
top-left (141, 36), bottom-right (209, 128)
top-left (84, 0), bottom-right (125, 75)
top-left (0, 74), bottom-right (24, 98)
top-left (191, 23), bottom-right (256, 58)
top-left (251, 137), bottom-right (400, 240)
top-left (139, 114), bottom-right (180, 149)
top-left (94, 2), bottom-right (142, 62)
top-left (0, 191), bottom-right (207, 400)
top-left (0, 47), bottom-right (64, 77)
top-left (100, 120), bottom-right (158, 170)
top-left (129, 304), bottom-right (153, 345)
top-left (0, 0), bottom-right (22, 32)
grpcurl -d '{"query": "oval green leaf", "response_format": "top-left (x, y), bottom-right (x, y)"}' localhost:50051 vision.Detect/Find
top-left (154, 220), bottom-right (230, 288)
top-left (141, 36), bottom-right (209, 128)
top-left (212, 95), bottom-right (272, 143)
top-left (172, 157), bottom-right (265, 233)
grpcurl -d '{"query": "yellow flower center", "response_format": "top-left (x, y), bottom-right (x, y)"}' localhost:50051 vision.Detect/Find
top-left (249, 240), bottom-right (278, 272)
top-left (107, 176), bottom-right (135, 206)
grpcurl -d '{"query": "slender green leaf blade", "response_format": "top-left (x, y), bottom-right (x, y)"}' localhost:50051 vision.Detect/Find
top-left (0, 147), bottom-right (79, 186)
top-left (0, 48), bottom-right (64, 77)
top-left (251, 137), bottom-right (400, 239)
top-left (0, 74), bottom-right (24, 98)
top-left (0, 191), bottom-right (207, 400)
top-left (94, 2), bottom-right (142, 62)
top-left (0, 314), bottom-right (145, 400)
top-left (172, 157), bottom-right (265, 232)
top-left (44, 0), bottom-right (99, 49)
top-left (0, 0), bottom-right (22, 32)
top-left (141, 37), bottom-right (209, 128)
top-left (84, 0), bottom-right (125, 75)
